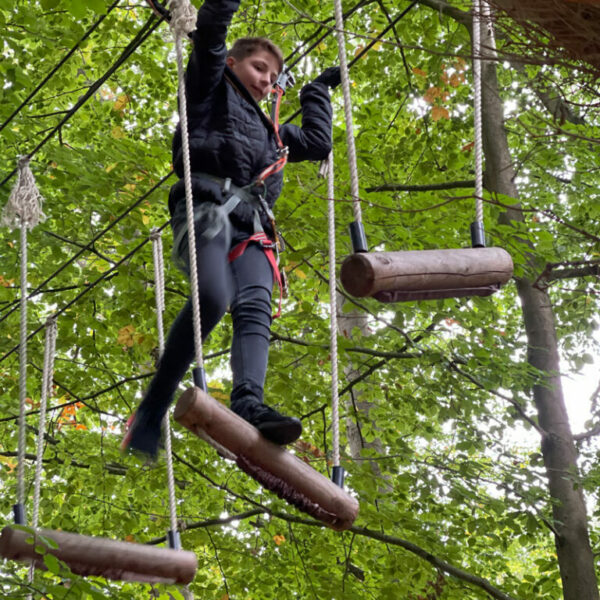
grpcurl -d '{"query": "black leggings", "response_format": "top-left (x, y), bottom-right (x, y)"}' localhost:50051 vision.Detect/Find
top-left (137, 218), bottom-right (274, 424)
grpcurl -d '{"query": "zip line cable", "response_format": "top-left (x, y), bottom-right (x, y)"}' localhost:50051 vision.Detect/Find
top-left (0, 0), bottom-right (121, 135)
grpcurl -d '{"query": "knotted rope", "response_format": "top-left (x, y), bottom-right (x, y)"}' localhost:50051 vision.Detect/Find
top-left (2, 157), bottom-right (45, 523)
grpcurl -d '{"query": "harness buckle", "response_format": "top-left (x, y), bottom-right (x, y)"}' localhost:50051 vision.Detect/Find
top-left (278, 146), bottom-right (289, 159)
top-left (259, 237), bottom-right (277, 250)
top-left (222, 177), bottom-right (232, 194)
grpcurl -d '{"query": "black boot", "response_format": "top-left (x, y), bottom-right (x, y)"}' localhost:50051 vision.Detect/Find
top-left (231, 398), bottom-right (302, 445)
top-left (121, 409), bottom-right (163, 459)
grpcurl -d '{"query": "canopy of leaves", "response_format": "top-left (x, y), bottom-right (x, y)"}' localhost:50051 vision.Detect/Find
top-left (1, 1), bottom-right (599, 599)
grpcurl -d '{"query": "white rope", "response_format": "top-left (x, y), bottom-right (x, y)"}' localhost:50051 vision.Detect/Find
top-left (150, 230), bottom-right (180, 538)
top-left (196, 428), bottom-right (236, 462)
top-left (3, 157), bottom-right (44, 513)
top-left (28, 317), bottom-right (57, 588)
top-left (151, 231), bottom-right (166, 354)
top-left (31, 317), bottom-right (57, 529)
top-left (473, 0), bottom-right (484, 224)
top-left (332, 0), bottom-right (362, 223)
top-left (16, 223), bottom-right (28, 510)
top-left (170, 5), bottom-right (204, 372)
top-left (163, 12), bottom-right (196, 595)
top-left (326, 151), bottom-right (341, 468)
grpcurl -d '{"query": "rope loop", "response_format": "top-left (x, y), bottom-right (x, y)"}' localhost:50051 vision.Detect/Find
top-left (2, 156), bottom-right (46, 230)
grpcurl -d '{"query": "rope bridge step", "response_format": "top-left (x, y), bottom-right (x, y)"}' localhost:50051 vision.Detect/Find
top-left (0, 526), bottom-right (197, 584)
top-left (340, 247), bottom-right (513, 302)
top-left (173, 388), bottom-right (359, 531)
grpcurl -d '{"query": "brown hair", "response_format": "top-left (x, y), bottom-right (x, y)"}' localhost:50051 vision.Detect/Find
top-left (227, 37), bottom-right (284, 74)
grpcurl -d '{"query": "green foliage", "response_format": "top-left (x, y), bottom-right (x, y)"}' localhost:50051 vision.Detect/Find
top-left (1, 1), bottom-right (599, 599)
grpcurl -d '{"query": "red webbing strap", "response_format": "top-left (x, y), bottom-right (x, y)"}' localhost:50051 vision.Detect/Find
top-left (228, 233), bottom-right (283, 319)
top-left (255, 85), bottom-right (288, 186)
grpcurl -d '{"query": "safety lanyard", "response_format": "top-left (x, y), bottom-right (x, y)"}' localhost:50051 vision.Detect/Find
top-left (254, 84), bottom-right (288, 186)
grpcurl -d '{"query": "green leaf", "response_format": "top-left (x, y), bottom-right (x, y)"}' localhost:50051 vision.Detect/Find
top-left (42, 552), bottom-right (61, 574)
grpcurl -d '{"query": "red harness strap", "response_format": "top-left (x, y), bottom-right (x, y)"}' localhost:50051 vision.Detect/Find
top-left (228, 232), bottom-right (283, 319)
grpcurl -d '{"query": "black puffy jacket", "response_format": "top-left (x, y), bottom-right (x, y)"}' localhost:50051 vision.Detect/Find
top-left (169, 0), bottom-right (333, 234)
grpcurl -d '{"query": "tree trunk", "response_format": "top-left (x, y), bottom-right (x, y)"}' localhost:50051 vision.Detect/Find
top-left (479, 25), bottom-right (599, 600)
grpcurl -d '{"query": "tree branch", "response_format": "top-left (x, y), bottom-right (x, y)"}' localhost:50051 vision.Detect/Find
top-left (366, 180), bottom-right (475, 193)
top-left (271, 332), bottom-right (421, 360)
top-left (151, 507), bottom-right (516, 600)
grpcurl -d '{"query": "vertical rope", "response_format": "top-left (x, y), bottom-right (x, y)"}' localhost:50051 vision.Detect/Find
top-left (31, 318), bottom-right (57, 529)
top-left (472, 0), bottom-right (484, 224)
top-left (2, 156), bottom-right (45, 520)
top-left (28, 317), bottom-right (57, 588)
top-left (326, 152), bottom-right (340, 469)
top-left (332, 0), bottom-right (362, 223)
top-left (17, 222), bottom-right (28, 510)
top-left (151, 231), bottom-right (179, 538)
top-left (169, 1), bottom-right (204, 372)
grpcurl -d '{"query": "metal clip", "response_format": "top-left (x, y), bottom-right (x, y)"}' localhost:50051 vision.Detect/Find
top-left (274, 66), bottom-right (295, 94)
top-left (222, 177), bottom-right (231, 194)
top-left (276, 231), bottom-right (285, 253)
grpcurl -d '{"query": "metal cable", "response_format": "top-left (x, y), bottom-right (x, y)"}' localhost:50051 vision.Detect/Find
top-left (1, 222), bottom-right (169, 366)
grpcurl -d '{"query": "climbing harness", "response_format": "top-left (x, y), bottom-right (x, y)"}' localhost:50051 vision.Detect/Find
top-left (172, 65), bottom-right (296, 318)
top-left (339, 0), bottom-right (513, 302)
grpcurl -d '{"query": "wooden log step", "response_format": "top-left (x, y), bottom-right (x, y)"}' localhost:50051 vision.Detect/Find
top-left (174, 388), bottom-right (359, 531)
top-left (0, 526), bottom-right (197, 584)
top-left (340, 247), bottom-right (513, 300)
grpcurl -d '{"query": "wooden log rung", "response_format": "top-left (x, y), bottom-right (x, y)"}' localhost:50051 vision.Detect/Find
top-left (174, 388), bottom-right (359, 531)
top-left (0, 526), bottom-right (197, 584)
top-left (341, 247), bottom-right (514, 301)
